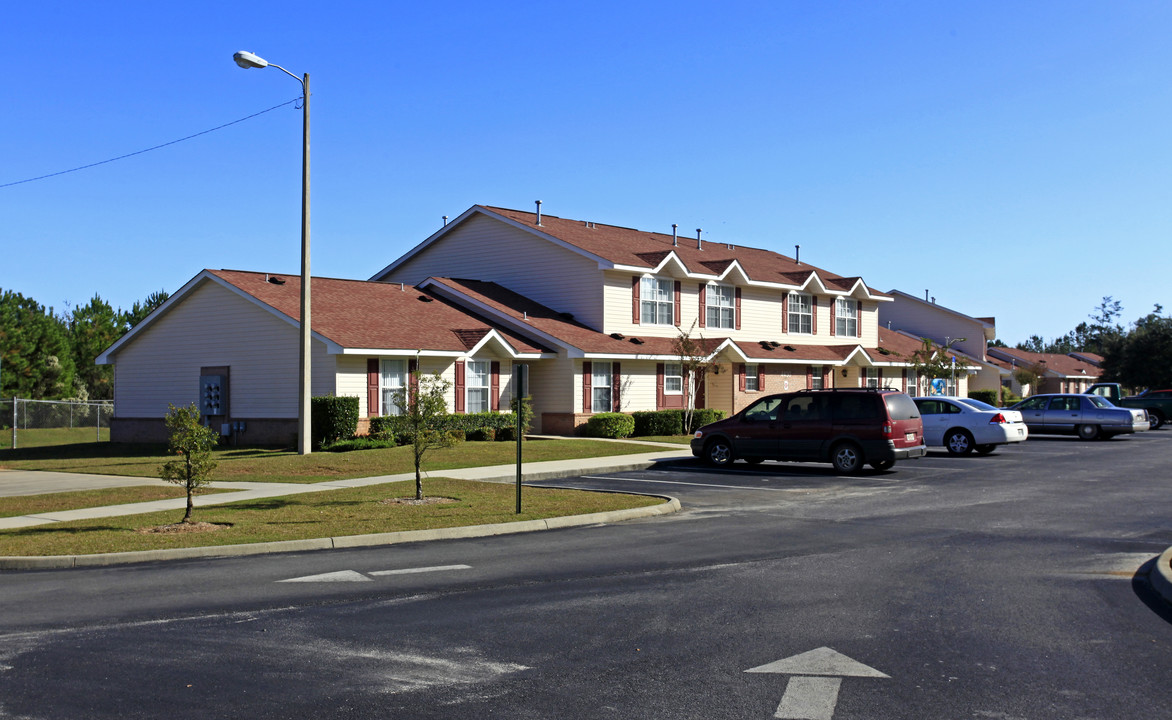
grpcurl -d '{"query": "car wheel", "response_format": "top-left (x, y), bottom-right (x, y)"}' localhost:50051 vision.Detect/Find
top-left (831, 442), bottom-right (863, 474)
top-left (945, 429), bottom-right (974, 456)
top-left (974, 444), bottom-right (996, 455)
top-left (1077, 424), bottom-right (1100, 441)
top-left (744, 457), bottom-right (765, 465)
top-left (1148, 411), bottom-right (1165, 431)
top-left (704, 438), bottom-right (734, 467)
top-left (870, 459), bottom-right (895, 471)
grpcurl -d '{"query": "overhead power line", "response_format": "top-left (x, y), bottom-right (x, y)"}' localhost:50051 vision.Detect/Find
top-left (0, 97), bottom-right (302, 189)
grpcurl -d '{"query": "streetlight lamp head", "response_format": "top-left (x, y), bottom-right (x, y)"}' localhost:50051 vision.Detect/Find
top-left (233, 51), bottom-right (268, 69)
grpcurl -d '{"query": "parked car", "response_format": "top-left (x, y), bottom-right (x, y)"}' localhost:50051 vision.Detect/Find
top-left (690, 389), bottom-right (926, 473)
top-left (1085, 383), bottom-right (1172, 430)
top-left (1008, 393), bottom-right (1150, 439)
top-left (913, 396), bottom-right (1028, 455)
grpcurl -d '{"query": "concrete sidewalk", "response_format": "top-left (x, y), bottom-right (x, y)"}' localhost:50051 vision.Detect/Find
top-left (0, 447), bottom-right (691, 530)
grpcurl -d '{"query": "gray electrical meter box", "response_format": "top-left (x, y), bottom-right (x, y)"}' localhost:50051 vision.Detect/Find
top-left (200, 375), bottom-right (227, 416)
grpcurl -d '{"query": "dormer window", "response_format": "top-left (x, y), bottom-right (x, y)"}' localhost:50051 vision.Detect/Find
top-left (640, 277), bottom-right (674, 325)
top-left (788, 292), bottom-right (813, 334)
top-left (835, 297), bottom-right (858, 337)
top-left (706, 284), bottom-right (735, 329)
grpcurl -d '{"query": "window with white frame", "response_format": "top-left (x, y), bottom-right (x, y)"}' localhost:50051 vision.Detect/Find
top-left (706, 284), bottom-right (734, 329)
top-left (835, 298), bottom-right (858, 337)
top-left (906, 368), bottom-right (918, 396)
top-left (592, 362), bottom-right (613, 412)
top-left (664, 363), bottom-right (683, 394)
top-left (640, 277), bottom-right (674, 325)
top-left (810, 365), bottom-right (824, 390)
top-left (466, 360), bottom-right (490, 413)
top-left (381, 359), bottom-right (408, 416)
top-left (788, 292), bottom-right (813, 334)
top-left (863, 367), bottom-right (879, 389)
top-left (745, 363), bottom-right (760, 392)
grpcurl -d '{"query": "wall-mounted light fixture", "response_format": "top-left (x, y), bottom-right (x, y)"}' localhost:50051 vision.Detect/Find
top-left (841, 368), bottom-right (848, 377)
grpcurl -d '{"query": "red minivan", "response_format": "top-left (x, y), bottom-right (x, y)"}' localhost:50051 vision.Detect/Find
top-left (690, 389), bottom-right (926, 473)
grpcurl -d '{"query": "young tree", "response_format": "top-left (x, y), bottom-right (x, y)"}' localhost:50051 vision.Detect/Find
top-left (397, 369), bottom-right (456, 501)
top-left (907, 337), bottom-right (970, 392)
top-left (159, 403), bottom-right (220, 523)
top-left (1012, 362), bottom-right (1046, 397)
top-left (672, 321), bottom-right (716, 433)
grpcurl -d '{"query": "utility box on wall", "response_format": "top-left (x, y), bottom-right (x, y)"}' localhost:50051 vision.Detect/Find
top-left (200, 374), bottom-right (228, 416)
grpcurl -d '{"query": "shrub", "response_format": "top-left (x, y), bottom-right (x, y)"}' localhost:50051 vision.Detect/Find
top-left (967, 389), bottom-right (999, 406)
top-left (323, 436), bottom-right (398, 452)
top-left (496, 425), bottom-right (517, 442)
top-left (585, 412), bottom-right (635, 439)
top-left (632, 410), bottom-right (684, 436)
top-left (466, 427), bottom-right (496, 442)
top-left (688, 408), bottom-right (725, 432)
top-left (1000, 389), bottom-right (1022, 406)
top-left (311, 395), bottom-right (359, 447)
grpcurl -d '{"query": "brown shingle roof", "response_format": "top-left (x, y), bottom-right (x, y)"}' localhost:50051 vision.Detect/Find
top-left (987, 347), bottom-right (1100, 378)
top-left (208, 270), bottom-right (549, 355)
top-left (480, 206), bottom-right (888, 296)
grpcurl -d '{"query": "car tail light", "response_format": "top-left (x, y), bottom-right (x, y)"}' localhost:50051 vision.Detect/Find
top-left (989, 413), bottom-right (1006, 424)
top-left (883, 423), bottom-right (894, 437)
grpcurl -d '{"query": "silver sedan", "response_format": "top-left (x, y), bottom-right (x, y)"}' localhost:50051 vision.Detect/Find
top-left (1008, 394), bottom-right (1150, 440)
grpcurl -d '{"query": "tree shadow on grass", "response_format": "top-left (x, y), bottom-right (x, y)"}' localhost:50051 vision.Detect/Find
top-left (6, 524), bottom-right (126, 538)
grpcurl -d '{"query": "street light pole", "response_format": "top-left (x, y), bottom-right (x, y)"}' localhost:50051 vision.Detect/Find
top-left (234, 51), bottom-right (312, 455)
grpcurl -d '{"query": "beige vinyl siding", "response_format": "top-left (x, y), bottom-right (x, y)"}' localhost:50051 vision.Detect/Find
top-left (707, 363), bottom-right (734, 417)
top-left (334, 356), bottom-right (369, 415)
top-left (618, 361), bottom-right (658, 413)
top-left (112, 281), bottom-right (333, 418)
top-left (379, 214), bottom-right (605, 330)
top-left (529, 354), bottom-right (575, 422)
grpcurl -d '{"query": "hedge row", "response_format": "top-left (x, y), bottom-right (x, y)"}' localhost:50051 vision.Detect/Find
top-left (589, 408), bottom-right (727, 439)
top-left (311, 396), bottom-right (360, 448)
top-left (369, 410), bottom-right (524, 445)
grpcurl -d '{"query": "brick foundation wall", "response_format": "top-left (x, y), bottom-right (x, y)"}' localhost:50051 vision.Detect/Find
top-left (539, 412), bottom-right (593, 436)
top-left (110, 417), bottom-right (298, 447)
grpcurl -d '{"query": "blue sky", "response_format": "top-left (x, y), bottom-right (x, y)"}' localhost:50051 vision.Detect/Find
top-left (2, 1), bottom-right (1168, 345)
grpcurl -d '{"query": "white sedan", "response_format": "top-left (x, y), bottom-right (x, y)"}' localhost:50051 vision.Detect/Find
top-left (913, 396), bottom-right (1029, 455)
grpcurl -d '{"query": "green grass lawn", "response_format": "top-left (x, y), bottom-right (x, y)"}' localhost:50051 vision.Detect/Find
top-left (0, 486), bottom-right (229, 519)
top-left (0, 437), bottom-right (675, 483)
top-left (0, 478), bottom-right (665, 556)
top-left (0, 427), bottom-right (110, 450)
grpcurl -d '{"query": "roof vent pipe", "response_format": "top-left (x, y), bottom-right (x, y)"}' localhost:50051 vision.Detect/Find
top-left (442, 215), bottom-right (448, 226)
top-left (672, 224), bottom-right (678, 247)
top-left (925, 289), bottom-right (929, 302)
top-left (535, 200), bottom-right (543, 226)
top-left (696, 228), bottom-right (703, 251)
top-left (795, 244), bottom-right (801, 265)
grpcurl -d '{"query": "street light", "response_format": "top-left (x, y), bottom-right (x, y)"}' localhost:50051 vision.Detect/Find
top-left (233, 50), bottom-right (313, 455)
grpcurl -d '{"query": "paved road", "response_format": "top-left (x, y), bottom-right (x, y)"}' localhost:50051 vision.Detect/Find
top-left (1, 432), bottom-right (1170, 719)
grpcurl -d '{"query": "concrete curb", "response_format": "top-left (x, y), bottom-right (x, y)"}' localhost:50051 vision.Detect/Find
top-left (1149, 546), bottom-right (1172, 605)
top-left (0, 496), bottom-right (682, 570)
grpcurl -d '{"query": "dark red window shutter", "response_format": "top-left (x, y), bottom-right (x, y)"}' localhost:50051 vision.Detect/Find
top-left (490, 361), bottom-right (500, 411)
top-left (856, 300), bottom-right (863, 338)
top-left (612, 362), bottom-right (621, 412)
top-left (454, 360), bottom-right (466, 414)
top-left (734, 287), bottom-right (742, 330)
top-left (781, 294), bottom-right (788, 334)
top-left (408, 359), bottom-right (419, 404)
top-left (821, 366), bottom-right (830, 389)
top-left (698, 284), bottom-right (707, 329)
top-left (673, 281), bottom-right (682, 327)
top-left (830, 298), bottom-right (837, 337)
top-left (632, 277), bottom-right (640, 323)
top-left (582, 361), bottom-right (592, 413)
top-left (806, 365), bottom-right (814, 389)
top-left (367, 359), bottom-right (380, 417)
top-left (757, 364), bottom-right (765, 391)
top-left (738, 363), bottom-right (746, 392)
top-left (656, 363), bottom-right (665, 409)
top-left (812, 297), bottom-right (818, 335)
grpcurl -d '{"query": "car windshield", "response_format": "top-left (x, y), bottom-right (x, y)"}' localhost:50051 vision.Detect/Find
top-left (1087, 395), bottom-right (1113, 408)
top-left (956, 398), bottom-right (997, 411)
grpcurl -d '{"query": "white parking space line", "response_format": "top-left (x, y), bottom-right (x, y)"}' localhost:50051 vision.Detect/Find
top-left (369, 564), bottom-right (473, 577)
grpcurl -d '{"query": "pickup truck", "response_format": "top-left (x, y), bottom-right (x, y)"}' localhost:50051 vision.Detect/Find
top-left (1085, 383), bottom-right (1172, 430)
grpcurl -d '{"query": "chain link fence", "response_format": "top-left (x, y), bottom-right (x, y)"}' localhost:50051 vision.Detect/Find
top-left (1, 398), bottom-right (113, 449)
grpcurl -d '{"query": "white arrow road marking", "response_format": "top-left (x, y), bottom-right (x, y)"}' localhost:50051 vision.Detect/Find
top-left (278, 565), bottom-right (472, 583)
top-left (369, 564), bottom-right (472, 576)
top-left (746, 647), bottom-right (888, 720)
top-left (279, 570), bottom-right (372, 583)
